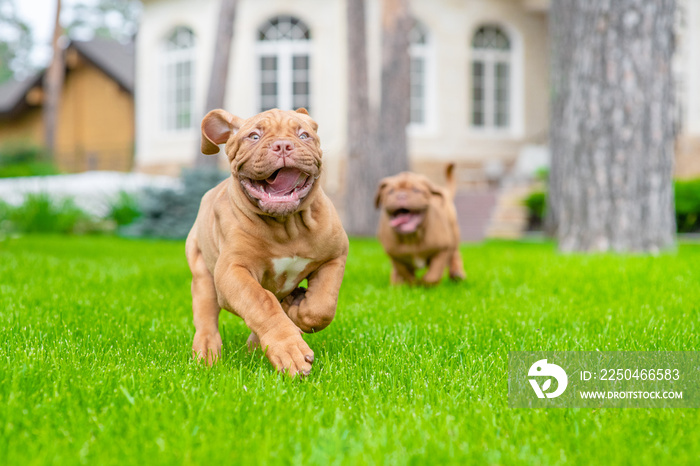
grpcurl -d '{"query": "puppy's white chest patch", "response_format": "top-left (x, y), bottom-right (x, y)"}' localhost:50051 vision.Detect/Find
top-left (413, 257), bottom-right (427, 269)
top-left (272, 256), bottom-right (312, 293)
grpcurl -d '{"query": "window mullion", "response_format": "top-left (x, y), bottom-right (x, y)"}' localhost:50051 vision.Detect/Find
top-left (278, 42), bottom-right (292, 110)
top-left (482, 55), bottom-right (492, 129)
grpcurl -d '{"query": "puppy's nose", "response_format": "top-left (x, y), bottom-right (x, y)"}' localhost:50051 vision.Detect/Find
top-left (396, 192), bottom-right (408, 201)
top-left (271, 139), bottom-right (295, 157)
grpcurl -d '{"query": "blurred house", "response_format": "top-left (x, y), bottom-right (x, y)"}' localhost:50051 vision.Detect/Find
top-left (134, 0), bottom-right (700, 181)
top-left (134, 0), bottom-right (700, 238)
top-left (0, 38), bottom-right (135, 172)
top-left (135, 0), bottom-right (551, 185)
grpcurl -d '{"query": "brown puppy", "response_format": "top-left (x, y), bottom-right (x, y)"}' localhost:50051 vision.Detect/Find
top-left (375, 164), bottom-right (466, 286)
top-left (186, 108), bottom-right (348, 377)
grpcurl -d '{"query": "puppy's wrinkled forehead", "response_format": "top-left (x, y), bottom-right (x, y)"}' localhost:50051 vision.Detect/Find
top-left (238, 109), bottom-right (316, 137)
top-left (390, 175), bottom-right (429, 193)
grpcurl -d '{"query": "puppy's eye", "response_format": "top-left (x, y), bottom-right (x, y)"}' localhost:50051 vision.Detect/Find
top-left (299, 132), bottom-right (310, 140)
top-left (248, 132), bottom-right (260, 141)
top-left (412, 187), bottom-right (420, 193)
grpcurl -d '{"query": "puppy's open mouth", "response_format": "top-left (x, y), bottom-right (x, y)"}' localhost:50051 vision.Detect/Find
top-left (240, 167), bottom-right (315, 215)
top-left (388, 208), bottom-right (426, 234)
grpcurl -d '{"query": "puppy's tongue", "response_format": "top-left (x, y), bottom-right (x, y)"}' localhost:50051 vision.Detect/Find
top-left (265, 168), bottom-right (305, 194)
top-left (390, 212), bottom-right (423, 233)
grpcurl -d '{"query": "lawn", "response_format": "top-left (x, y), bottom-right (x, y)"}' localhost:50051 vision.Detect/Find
top-left (1, 235), bottom-right (699, 465)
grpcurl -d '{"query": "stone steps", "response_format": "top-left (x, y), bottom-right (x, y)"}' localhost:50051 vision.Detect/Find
top-left (485, 184), bottom-right (533, 239)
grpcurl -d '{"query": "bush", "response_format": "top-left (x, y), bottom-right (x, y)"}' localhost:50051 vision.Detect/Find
top-left (675, 178), bottom-right (700, 233)
top-left (523, 190), bottom-right (546, 230)
top-left (2, 193), bottom-right (92, 234)
top-left (0, 142), bottom-right (46, 165)
top-left (122, 167), bottom-right (228, 239)
top-left (0, 142), bottom-right (59, 178)
top-left (108, 191), bottom-right (142, 227)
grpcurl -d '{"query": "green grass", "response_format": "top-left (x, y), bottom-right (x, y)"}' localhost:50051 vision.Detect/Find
top-left (1, 236), bottom-right (699, 465)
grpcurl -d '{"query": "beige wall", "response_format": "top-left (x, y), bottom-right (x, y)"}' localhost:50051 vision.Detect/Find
top-left (676, 0), bottom-right (700, 179)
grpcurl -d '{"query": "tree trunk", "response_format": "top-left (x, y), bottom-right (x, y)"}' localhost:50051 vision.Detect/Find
top-left (545, 0), bottom-right (575, 237)
top-left (344, 0), bottom-right (376, 235)
top-left (195, 0), bottom-right (238, 167)
top-left (548, 0), bottom-right (677, 253)
top-left (43, 0), bottom-right (64, 157)
top-left (377, 0), bottom-right (411, 177)
top-left (344, 0), bottom-right (411, 236)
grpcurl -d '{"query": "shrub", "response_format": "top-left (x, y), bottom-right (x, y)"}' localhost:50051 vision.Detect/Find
top-left (675, 178), bottom-right (700, 233)
top-left (4, 193), bottom-right (91, 234)
top-left (0, 142), bottom-right (59, 178)
top-left (523, 190), bottom-right (546, 230)
top-left (122, 167), bottom-right (228, 239)
top-left (108, 191), bottom-right (142, 227)
top-left (0, 142), bottom-right (46, 165)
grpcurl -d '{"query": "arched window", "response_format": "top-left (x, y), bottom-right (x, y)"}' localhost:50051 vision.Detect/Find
top-left (257, 16), bottom-right (312, 113)
top-left (161, 26), bottom-right (196, 131)
top-left (471, 25), bottom-right (511, 130)
top-left (409, 20), bottom-right (430, 125)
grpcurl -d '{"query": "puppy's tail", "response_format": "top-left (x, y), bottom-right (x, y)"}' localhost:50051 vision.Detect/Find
top-left (445, 163), bottom-right (457, 200)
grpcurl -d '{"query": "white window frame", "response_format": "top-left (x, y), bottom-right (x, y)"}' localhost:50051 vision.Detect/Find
top-left (256, 16), bottom-right (312, 113)
top-left (408, 19), bottom-right (437, 134)
top-left (469, 24), bottom-right (523, 138)
top-left (160, 26), bottom-right (196, 133)
top-left (472, 48), bottom-right (510, 129)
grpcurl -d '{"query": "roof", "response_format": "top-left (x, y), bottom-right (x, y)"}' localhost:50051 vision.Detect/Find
top-left (0, 37), bottom-right (134, 118)
top-left (0, 74), bottom-right (42, 117)
top-left (70, 38), bottom-right (134, 92)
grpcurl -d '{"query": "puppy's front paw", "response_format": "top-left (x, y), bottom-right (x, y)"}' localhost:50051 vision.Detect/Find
top-left (260, 328), bottom-right (314, 377)
top-left (420, 276), bottom-right (441, 287)
top-left (192, 332), bottom-right (222, 366)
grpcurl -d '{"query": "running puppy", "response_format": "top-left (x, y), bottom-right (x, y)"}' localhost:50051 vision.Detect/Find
top-left (375, 164), bottom-right (465, 285)
top-left (186, 108), bottom-right (348, 377)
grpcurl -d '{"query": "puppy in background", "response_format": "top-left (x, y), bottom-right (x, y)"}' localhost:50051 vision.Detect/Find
top-left (375, 164), bottom-right (466, 286)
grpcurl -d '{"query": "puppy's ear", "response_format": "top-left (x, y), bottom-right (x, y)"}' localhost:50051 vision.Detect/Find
top-left (295, 108), bottom-right (319, 132)
top-left (374, 180), bottom-right (389, 209)
top-left (422, 178), bottom-right (445, 199)
top-left (201, 109), bottom-right (243, 155)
